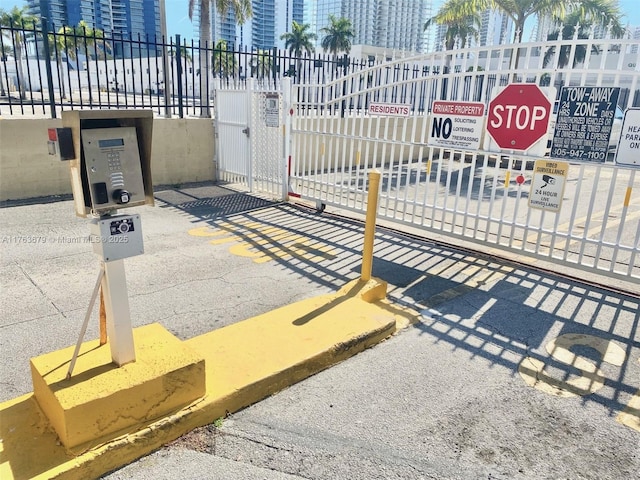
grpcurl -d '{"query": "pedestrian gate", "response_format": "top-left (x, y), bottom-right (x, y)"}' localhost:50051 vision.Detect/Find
top-left (214, 79), bottom-right (286, 199)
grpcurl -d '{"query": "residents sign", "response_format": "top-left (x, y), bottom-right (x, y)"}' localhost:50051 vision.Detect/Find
top-left (528, 160), bottom-right (569, 212)
top-left (550, 86), bottom-right (620, 162)
top-left (368, 103), bottom-right (411, 116)
top-left (615, 107), bottom-right (640, 167)
top-left (428, 101), bottom-right (485, 150)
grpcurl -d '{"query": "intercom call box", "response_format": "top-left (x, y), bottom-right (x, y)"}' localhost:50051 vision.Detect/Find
top-left (81, 127), bottom-right (145, 212)
top-left (60, 110), bottom-right (154, 218)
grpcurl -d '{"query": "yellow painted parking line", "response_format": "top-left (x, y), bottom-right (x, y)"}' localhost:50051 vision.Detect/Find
top-left (617, 358), bottom-right (640, 433)
top-left (212, 227), bottom-right (298, 246)
top-left (519, 334), bottom-right (626, 398)
top-left (409, 261), bottom-right (512, 308)
top-left (189, 222), bottom-right (338, 264)
top-left (422, 283), bottom-right (474, 308)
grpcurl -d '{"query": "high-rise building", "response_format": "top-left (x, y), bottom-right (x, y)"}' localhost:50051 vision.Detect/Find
top-left (192, 0), bottom-right (304, 50)
top-left (304, 0), bottom-right (431, 54)
top-left (375, 0), bottom-right (428, 53)
top-left (242, 0), bottom-right (305, 49)
top-left (27, 0), bottom-right (161, 48)
top-left (478, 8), bottom-right (513, 46)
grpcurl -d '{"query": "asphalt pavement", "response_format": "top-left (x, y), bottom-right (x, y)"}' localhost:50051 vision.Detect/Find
top-left (1, 183), bottom-right (638, 480)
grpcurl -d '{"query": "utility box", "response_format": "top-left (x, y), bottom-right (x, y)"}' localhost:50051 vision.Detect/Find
top-left (61, 110), bottom-right (154, 217)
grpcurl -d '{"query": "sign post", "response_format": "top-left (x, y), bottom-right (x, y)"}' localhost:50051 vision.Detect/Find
top-left (486, 84), bottom-right (552, 154)
top-left (550, 86), bottom-right (620, 162)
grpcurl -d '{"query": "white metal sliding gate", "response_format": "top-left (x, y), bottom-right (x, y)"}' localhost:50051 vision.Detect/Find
top-left (214, 79), bottom-right (286, 199)
top-left (287, 37), bottom-right (640, 287)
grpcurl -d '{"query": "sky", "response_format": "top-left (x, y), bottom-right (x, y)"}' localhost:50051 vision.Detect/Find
top-left (158, 0), bottom-right (640, 42)
top-left (164, 0), bottom-right (194, 40)
top-left (1, 0), bottom-right (639, 43)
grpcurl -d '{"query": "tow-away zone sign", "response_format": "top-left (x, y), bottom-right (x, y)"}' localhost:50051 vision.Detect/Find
top-left (428, 101), bottom-right (485, 150)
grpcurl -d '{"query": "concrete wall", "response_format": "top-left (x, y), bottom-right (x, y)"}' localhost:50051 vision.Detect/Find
top-left (0, 118), bottom-right (215, 202)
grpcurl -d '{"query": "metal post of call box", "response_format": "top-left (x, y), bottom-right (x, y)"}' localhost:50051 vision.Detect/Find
top-left (54, 110), bottom-right (154, 367)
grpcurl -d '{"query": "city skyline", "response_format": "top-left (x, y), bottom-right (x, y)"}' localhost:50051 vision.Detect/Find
top-left (1, 0), bottom-right (639, 44)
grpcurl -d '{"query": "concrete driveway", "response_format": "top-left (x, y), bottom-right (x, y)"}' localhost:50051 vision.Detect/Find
top-left (1, 183), bottom-right (638, 480)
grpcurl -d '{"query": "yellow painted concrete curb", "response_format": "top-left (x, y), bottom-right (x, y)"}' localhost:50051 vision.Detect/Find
top-left (0, 278), bottom-right (420, 480)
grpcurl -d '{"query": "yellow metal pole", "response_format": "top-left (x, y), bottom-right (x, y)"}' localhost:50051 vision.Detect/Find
top-left (361, 170), bottom-right (381, 281)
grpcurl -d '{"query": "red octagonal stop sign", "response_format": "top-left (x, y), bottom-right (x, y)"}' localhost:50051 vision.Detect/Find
top-left (487, 84), bottom-right (551, 151)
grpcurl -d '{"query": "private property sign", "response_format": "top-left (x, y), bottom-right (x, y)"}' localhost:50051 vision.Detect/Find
top-left (615, 108), bottom-right (640, 167)
top-left (487, 84), bottom-right (552, 152)
top-left (428, 101), bottom-right (485, 150)
top-left (368, 103), bottom-right (411, 116)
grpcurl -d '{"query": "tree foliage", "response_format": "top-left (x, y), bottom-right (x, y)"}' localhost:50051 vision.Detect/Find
top-left (431, 0), bottom-right (625, 44)
top-left (212, 39), bottom-right (238, 78)
top-left (425, 0), bottom-right (482, 50)
top-left (280, 21), bottom-right (316, 57)
top-left (320, 15), bottom-right (355, 55)
top-left (188, 0), bottom-right (253, 47)
top-left (0, 6), bottom-right (38, 98)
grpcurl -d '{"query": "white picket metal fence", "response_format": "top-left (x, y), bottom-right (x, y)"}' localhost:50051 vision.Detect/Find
top-left (214, 78), bottom-right (286, 199)
top-left (284, 36), bottom-right (640, 287)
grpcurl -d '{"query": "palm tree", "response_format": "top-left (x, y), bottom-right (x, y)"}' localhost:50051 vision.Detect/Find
top-left (170, 44), bottom-right (193, 65)
top-left (170, 43), bottom-right (193, 96)
top-left (188, 0), bottom-right (252, 115)
top-left (212, 40), bottom-right (238, 78)
top-left (425, 0), bottom-right (481, 51)
top-left (0, 6), bottom-right (37, 99)
top-left (425, 1), bottom-right (481, 100)
top-left (50, 21), bottom-right (108, 100)
top-left (250, 49), bottom-right (273, 80)
top-left (280, 21), bottom-right (316, 82)
top-left (543, 12), bottom-right (593, 70)
top-left (541, 5), bottom-right (625, 90)
top-left (281, 21), bottom-right (316, 57)
top-left (51, 26), bottom-right (74, 100)
top-left (0, 43), bottom-right (10, 60)
top-left (1, 33), bottom-right (12, 95)
top-left (74, 21), bottom-right (110, 61)
top-left (437, 0), bottom-right (624, 44)
top-left (320, 15), bottom-right (355, 55)
top-left (434, 0), bottom-right (624, 72)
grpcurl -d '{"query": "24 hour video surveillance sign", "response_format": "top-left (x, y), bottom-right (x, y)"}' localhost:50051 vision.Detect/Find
top-left (529, 160), bottom-right (569, 212)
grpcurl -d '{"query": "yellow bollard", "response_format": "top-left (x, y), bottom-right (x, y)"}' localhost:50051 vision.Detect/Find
top-left (361, 170), bottom-right (381, 281)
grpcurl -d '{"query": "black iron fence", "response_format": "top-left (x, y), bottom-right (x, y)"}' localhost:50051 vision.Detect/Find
top-left (0, 20), bottom-right (398, 118)
top-left (6, 21), bottom-right (636, 120)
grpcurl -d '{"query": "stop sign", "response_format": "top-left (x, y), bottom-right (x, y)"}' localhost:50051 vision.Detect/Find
top-left (487, 84), bottom-right (552, 151)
